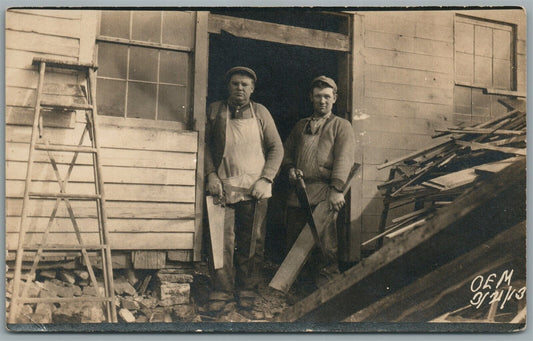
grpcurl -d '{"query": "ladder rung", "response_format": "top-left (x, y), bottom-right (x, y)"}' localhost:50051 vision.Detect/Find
top-left (33, 57), bottom-right (97, 71)
top-left (22, 244), bottom-right (109, 251)
top-left (35, 144), bottom-right (97, 153)
top-left (40, 99), bottom-right (93, 111)
top-left (29, 192), bottom-right (101, 199)
top-left (13, 296), bottom-right (112, 304)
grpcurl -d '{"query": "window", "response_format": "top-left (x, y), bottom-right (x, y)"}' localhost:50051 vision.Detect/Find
top-left (453, 15), bottom-right (516, 121)
top-left (96, 11), bottom-right (194, 124)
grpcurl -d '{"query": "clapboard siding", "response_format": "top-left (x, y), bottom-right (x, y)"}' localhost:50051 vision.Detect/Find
top-left (5, 9), bottom-right (200, 253)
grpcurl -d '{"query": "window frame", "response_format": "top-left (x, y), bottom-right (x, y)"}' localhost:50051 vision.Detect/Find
top-left (95, 10), bottom-right (195, 129)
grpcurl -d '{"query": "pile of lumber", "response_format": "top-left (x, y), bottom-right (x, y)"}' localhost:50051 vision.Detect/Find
top-left (366, 99), bottom-right (526, 247)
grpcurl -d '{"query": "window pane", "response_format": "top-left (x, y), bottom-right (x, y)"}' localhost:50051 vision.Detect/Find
top-left (162, 11), bottom-right (194, 47)
top-left (454, 86), bottom-right (471, 115)
top-left (493, 29), bottom-right (511, 60)
top-left (127, 82), bottom-right (157, 119)
top-left (474, 25), bottom-right (492, 57)
top-left (158, 85), bottom-right (187, 122)
top-left (493, 59), bottom-right (511, 90)
top-left (159, 51), bottom-right (189, 85)
top-left (455, 22), bottom-right (474, 54)
top-left (97, 79), bottom-right (126, 117)
top-left (474, 55), bottom-right (492, 87)
top-left (132, 11), bottom-right (161, 43)
top-left (98, 42), bottom-right (128, 79)
top-left (129, 46), bottom-right (158, 82)
top-left (100, 11), bottom-right (130, 39)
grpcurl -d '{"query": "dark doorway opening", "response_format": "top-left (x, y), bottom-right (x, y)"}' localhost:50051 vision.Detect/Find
top-left (207, 31), bottom-right (340, 263)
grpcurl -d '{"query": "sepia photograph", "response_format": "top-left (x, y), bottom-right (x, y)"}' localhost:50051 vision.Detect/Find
top-left (3, 6), bottom-right (527, 333)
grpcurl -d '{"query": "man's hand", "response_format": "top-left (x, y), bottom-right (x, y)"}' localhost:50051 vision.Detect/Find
top-left (289, 168), bottom-right (304, 182)
top-left (328, 187), bottom-right (345, 212)
top-left (251, 178), bottom-right (271, 200)
top-left (207, 173), bottom-right (223, 197)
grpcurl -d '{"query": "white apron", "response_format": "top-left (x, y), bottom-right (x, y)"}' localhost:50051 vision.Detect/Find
top-left (218, 103), bottom-right (270, 204)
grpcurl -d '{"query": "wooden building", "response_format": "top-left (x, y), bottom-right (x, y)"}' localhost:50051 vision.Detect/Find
top-left (5, 9), bottom-right (526, 268)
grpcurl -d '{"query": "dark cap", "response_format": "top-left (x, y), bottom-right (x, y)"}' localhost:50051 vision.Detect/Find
top-left (310, 75), bottom-right (337, 92)
top-left (225, 66), bottom-right (257, 82)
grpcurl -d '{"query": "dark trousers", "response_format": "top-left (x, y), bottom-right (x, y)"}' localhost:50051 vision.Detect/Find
top-left (214, 199), bottom-right (268, 294)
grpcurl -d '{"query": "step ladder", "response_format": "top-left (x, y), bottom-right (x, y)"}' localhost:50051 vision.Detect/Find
top-left (8, 57), bottom-right (117, 323)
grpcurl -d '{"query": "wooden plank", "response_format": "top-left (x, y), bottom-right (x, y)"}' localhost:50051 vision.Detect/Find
top-left (365, 130), bottom-right (437, 151)
top-left (6, 86), bottom-right (86, 108)
top-left (364, 13), bottom-right (416, 37)
top-left (6, 180), bottom-right (196, 203)
top-left (6, 68), bottom-right (82, 91)
top-left (192, 11), bottom-right (209, 262)
top-left (474, 157), bottom-right (521, 175)
top-left (365, 64), bottom-right (454, 90)
top-left (377, 139), bottom-right (453, 169)
top-left (365, 30), bottom-right (453, 58)
top-left (6, 142), bottom-right (197, 170)
top-left (209, 14), bottom-right (350, 52)
top-left (6, 124), bottom-right (198, 153)
top-left (132, 251), bottom-right (166, 269)
top-left (9, 9), bottom-right (82, 20)
top-left (364, 146), bottom-right (417, 166)
top-left (6, 11), bottom-right (81, 38)
top-left (275, 158), bottom-right (526, 322)
top-left (456, 140), bottom-right (526, 156)
top-left (364, 47), bottom-right (453, 74)
top-left (5, 106), bottom-right (75, 128)
top-left (5, 49), bottom-right (78, 69)
top-left (415, 20), bottom-right (453, 42)
top-left (5, 217), bottom-right (195, 233)
top-left (6, 161), bottom-right (196, 186)
top-left (365, 79), bottom-right (453, 106)
top-left (6, 232), bottom-right (194, 250)
top-left (422, 168), bottom-right (478, 190)
top-left (435, 128), bottom-right (525, 136)
top-left (359, 114), bottom-right (446, 136)
top-left (167, 250), bottom-right (193, 262)
top-left (6, 199), bottom-right (194, 219)
top-left (6, 30), bottom-right (79, 57)
top-left (348, 221), bottom-right (525, 322)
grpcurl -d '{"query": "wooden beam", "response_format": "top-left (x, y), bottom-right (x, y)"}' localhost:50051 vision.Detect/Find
top-left (208, 14), bottom-right (350, 52)
top-left (192, 11), bottom-right (209, 262)
top-left (275, 158), bottom-right (525, 322)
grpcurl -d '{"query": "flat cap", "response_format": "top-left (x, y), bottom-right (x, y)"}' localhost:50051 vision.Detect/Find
top-left (225, 66), bottom-right (257, 82)
top-left (310, 75), bottom-right (337, 92)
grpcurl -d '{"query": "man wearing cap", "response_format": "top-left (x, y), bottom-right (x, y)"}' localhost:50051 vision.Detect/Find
top-left (283, 75), bottom-right (355, 287)
top-left (204, 66), bottom-right (283, 315)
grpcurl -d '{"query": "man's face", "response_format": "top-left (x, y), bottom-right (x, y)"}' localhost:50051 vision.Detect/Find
top-left (227, 74), bottom-right (255, 105)
top-left (310, 87), bottom-right (337, 116)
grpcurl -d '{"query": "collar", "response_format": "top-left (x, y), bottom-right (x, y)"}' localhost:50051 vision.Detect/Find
top-left (310, 112), bottom-right (332, 121)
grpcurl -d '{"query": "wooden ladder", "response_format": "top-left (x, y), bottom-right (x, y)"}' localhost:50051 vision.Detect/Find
top-left (8, 57), bottom-right (117, 323)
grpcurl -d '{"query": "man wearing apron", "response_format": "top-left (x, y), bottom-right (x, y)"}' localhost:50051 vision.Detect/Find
top-left (205, 67), bottom-right (283, 316)
top-left (283, 76), bottom-right (355, 288)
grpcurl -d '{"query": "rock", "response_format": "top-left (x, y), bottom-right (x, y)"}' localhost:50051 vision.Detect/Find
top-left (73, 270), bottom-right (89, 281)
top-left (172, 304), bottom-right (195, 321)
top-left (191, 315), bottom-right (202, 323)
top-left (158, 283), bottom-right (190, 306)
top-left (164, 312), bottom-right (173, 323)
top-left (12, 304), bottom-right (34, 324)
top-left (218, 311), bottom-right (250, 323)
top-left (118, 308), bottom-right (136, 323)
top-left (80, 303), bottom-right (105, 323)
top-left (39, 270), bottom-right (57, 279)
top-left (137, 296), bottom-right (158, 309)
top-left (6, 280), bottom-right (42, 297)
top-left (121, 297), bottom-right (140, 311)
top-left (53, 303), bottom-right (82, 323)
top-left (33, 303), bottom-right (54, 324)
top-left (58, 270), bottom-right (77, 284)
top-left (135, 315), bottom-right (148, 323)
top-left (125, 269), bottom-right (139, 286)
top-left (44, 279), bottom-right (81, 297)
top-left (149, 308), bottom-right (167, 323)
top-left (83, 284), bottom-right (105, 297)
top-left (156, 269), bottom-right (194, 283)
top-left (114, 277), bottom-right (137, 296)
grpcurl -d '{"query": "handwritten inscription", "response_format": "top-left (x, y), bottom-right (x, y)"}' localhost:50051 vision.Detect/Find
top-left (469, 269), bottom-right (526, 310)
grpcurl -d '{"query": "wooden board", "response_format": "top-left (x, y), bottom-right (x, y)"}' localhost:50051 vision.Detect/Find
top-left (6, 199), bottom-right (194, 219)
top-left (205, 196), bottom-right (226, 270)
top-left (6, 11), bottom-right (81, 38)
top-left (269, 201), bottom-right (335, 293)
top-left (5, 217), bottom-right (195, 233)
top-left (132, 251), bottom-right (166, 269)
top-left (6, 232), bottom-right (194, 250)
top-left (422, 168), bottom-right (478, 190)
top-left (6, 30), bottom-right (79, 57)
top-left (6, 161), bottom-right (196, 186)
top-left (209, 14), bottom-right (350, 52)
top-left (474, 157), bottom-right (521, 175)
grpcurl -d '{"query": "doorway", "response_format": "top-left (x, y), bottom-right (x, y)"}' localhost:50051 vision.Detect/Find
top-left (207, 15), bottom-right (348, 263)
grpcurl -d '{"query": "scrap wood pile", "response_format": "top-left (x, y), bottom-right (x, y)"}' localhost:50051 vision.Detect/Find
top-left (364, 99), bottom-right (526, 247)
